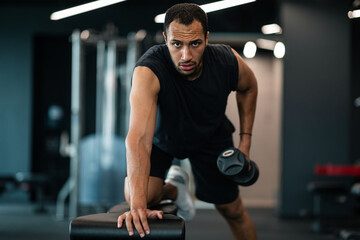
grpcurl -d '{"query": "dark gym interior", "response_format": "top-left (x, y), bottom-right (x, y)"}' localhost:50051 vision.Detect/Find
top-left (1, 0), bottom-right (360, 239)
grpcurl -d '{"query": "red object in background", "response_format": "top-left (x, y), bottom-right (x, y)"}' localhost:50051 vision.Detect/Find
top-left (315, 164), bottom-right (360, 176)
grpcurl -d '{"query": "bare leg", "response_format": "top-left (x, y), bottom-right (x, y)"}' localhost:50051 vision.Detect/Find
top-left (215, 195), bottom-right (257, 240)
top-left (162, 182), bottom-right (178, 201)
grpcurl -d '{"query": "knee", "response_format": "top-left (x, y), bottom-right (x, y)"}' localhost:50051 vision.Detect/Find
top-left (147, 191), bottom-right (162, 207)
top-left (215, 197), bottom-right (246, 221)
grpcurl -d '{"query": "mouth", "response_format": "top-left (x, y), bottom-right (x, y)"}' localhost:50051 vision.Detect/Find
top-left (179, 63), bottom-right (195, 71)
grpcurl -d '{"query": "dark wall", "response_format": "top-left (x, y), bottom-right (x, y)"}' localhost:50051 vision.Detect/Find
top-left (350, 18), bottom-right (360, 163)
top-left (279, 0), bottom-right (351, 217)
top-left (31, 35), bottom-right (72, 199)
top-left (0, 23), bottom-right (33, 174)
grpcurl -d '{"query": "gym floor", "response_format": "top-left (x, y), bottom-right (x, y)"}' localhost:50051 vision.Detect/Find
top-left (0, 192), bottom-right (340, 240)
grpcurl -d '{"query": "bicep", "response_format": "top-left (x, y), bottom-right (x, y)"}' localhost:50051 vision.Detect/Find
top-left (127, 66), bottom-right (160, 148)
top-left (231, 48), bottom-right (257, 92)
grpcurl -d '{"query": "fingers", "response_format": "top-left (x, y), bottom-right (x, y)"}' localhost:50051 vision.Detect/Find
top-left (138, 210), bottom-right (150, 236)
top-left (146, 209), bottom-right (163, 219)
top-left (157, 210), bottom-right (163, 219)
top-left (117, 214), bottom-right (125, 228)
top-left (132, 209), bottom-right (148, 238)
top-left (118, 210), bottom-right (161, 238)
top-left (126, 212), bottom-right (137, 237)
top-left (117, 212), bottom-right (135, 236)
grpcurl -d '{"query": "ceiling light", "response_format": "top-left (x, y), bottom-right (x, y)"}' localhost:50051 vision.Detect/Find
top-left (50, 0), bottom-right (127, 21)
top-left (155, 0), bottom-right (256, 23)
top-left (354, 97), bottom-right (360, 108)
top-left (243, 41), bottom-right (257, 58)
top-left (80, 30), bottom-right (90, 40)
top-left (273, 42), bottom-right (285, 59)
top-left (261, 23), bottom-right (282, 35)
top-left (348, 9), bottom-right (360, 19)
top-left (256, 38), bottom-right (276, 50)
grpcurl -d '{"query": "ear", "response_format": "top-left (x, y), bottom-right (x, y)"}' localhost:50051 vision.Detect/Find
top-left (163, 32), bottom-right (167, 43)
top-left (205, 31), bottom-right (209, 46)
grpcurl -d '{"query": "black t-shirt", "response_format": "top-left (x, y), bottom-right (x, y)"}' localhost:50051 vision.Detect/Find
top-left (135, 44), bottom-right (238, 158)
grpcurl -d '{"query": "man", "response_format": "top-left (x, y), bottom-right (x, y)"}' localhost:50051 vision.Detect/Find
top-left (117, 3), bottom-right (258, 240)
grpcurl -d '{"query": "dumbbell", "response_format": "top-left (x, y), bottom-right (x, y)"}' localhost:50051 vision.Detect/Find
top-left (217, 147), bottom-right (259, 186)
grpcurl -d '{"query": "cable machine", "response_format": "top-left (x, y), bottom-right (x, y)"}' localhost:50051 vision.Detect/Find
top-left (56, 24), bottom-right (147, 219)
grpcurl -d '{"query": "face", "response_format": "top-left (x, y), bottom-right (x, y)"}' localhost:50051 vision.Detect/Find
top-left (164, 20), bottom-right (209, 81)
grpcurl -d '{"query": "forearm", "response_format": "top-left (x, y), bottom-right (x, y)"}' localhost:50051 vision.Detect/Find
top-left (236, 83), bottom-right (257, 153)
top-left (125, 136), bottom-right (152, 209)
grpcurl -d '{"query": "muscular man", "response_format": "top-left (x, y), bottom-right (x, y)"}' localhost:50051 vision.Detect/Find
top-left (117, 3), bottom-right (258, 239)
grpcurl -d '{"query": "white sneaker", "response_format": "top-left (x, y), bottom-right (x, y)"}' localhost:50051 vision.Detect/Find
top-left (165, 165), bottom-right (196, 221)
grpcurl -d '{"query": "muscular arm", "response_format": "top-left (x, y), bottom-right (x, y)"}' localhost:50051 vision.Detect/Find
top-left (231, 49), bottom-right (258, 158)
top-left (118, 66), bottom-right (160, 237)
top-left (126, 66), bottom-right (159, 210)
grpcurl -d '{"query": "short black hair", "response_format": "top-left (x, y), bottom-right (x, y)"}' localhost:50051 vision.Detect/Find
top-left (164, 3), bottom-right (208, 37)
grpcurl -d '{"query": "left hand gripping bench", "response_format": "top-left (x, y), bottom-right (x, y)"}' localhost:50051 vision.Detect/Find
top-left (69, 202), bottom-right (185, 240)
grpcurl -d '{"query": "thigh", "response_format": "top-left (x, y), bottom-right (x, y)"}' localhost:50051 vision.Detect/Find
top-left (189, 135), bottom-right (239, 205)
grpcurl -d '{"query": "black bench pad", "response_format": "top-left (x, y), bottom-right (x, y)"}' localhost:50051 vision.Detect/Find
top-left (70, 202), bottom-right (185, 240)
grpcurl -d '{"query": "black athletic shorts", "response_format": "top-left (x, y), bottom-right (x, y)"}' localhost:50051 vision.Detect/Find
top-left (149, 130), bottom-right (239, 205)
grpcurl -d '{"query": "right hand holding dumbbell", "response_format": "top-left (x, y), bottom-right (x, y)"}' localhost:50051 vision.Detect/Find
top-left (216, 147), bottom-right (259, 186)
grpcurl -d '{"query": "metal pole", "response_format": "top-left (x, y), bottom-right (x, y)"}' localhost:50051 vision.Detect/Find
top-left (124, 30), bottom-right (146, 134)
top-left (69, 29), bottom-right (83, 219)
top-left (55, 29), bottom-right (83, 220)
top-left (101, 40), bottom-right (117, 170)
top-left (103, 40), bottom-right (117, 139)
top-left (96, 40), bottom-right (106, 135)
top-left (124, 33), bottom-right (135, 135)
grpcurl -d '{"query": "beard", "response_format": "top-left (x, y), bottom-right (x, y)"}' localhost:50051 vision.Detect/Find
top-left (175, 59), bottom-right (204, 81)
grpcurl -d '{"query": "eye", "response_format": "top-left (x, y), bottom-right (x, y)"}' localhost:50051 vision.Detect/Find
top-left (192, 41), bottom-right (200, 47)
top-left (173, 42), bottom-right (181, 47)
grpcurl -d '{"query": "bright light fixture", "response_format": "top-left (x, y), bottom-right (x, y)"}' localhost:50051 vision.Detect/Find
top-left (253, 39), bottom-right (286, 58)
top-left (155, 0), bottom-right (256, 23)
top-left (50, 0), bottom-right (127, 21)
top-left (256, 38), bottom-right (276, 50)
top-left (243, 41), bottom-right (257, 58)
top-left (348, 9), bottom-right (360, 19)
top-left (261, 23), bottom-right (282, 35)
top-left (274, 42), bottom-right (285, 59)
top-left (354, 97), bottom-right (360, 108)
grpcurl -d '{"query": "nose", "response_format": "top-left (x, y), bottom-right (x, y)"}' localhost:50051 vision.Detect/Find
top-left (181, 46), bottom-right (192, 62)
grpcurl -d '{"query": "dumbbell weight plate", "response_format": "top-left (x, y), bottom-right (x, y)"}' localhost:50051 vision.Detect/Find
top-left (247, 161), bottom-right (259, 186)
top-left (233, 161), bottom-right (259, 186)
top-left (217, 148), bottom-right (249, 177)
